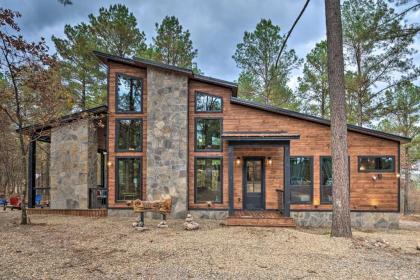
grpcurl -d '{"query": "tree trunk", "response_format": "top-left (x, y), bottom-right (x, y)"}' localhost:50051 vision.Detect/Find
top-left (325, 0), bottom-right (352, 238)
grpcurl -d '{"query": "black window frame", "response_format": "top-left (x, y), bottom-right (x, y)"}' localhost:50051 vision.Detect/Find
top-left (319, 156), bottom-right (351, 204)
top-left (194, 91), bottom-right (223, 113)
top-left (115, 118), bottom-right (143, 152)
top-left (289, 156), bottom-right (313, 204)
top-left (115, 156), bottom-right (142, 202)
top-left (194, 117), bottom-right (223, 152)
top-left (357, 155), bottom-right (395, 173)
top-left (115, 73), bottom-right (143, 114)
top-left (194, 156), bottom-right (223, 204)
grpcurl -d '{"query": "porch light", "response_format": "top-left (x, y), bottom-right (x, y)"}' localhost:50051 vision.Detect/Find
top-left (267, 157), bottom-right (272, 166)
top-left (236, 157), bottom-right (241, 166)
top-left (396, 173), bottom-right (400, 178)
top-left (371, 199), bottom-right (378, 209)
top-left (107, 161), bottom-right (112, 167)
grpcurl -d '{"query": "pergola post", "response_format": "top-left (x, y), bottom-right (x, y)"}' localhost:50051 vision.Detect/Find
top-left (27, 139), bottom-right (36, 208)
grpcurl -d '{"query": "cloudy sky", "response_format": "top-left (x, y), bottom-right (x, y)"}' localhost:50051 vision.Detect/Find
top-left (2, 0), bottom-right (419, 87)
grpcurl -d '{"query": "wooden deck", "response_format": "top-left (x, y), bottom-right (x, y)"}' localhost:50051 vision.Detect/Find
top-left (225, 210), bottom-right (295, 227)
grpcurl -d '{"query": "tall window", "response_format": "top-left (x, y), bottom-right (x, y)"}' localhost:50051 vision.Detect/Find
top-left (195, 92), bottom-right (222, 112)
top-left (290, 157), bottom-right (313, 204)
top-left (96, 152), bottom-right (104, 187)
top-left (195, 118), bottom-right (222, 151)
top-left (358, 156), bottom-right (394, 172)
top-left (320, 157), bottom-right (333, 204)
top-left (116, 158), bottom-right (141, 201)
top-left (195, 158), bottom-right (222, 203)
top-left (116, 119), bottom-right (142, 151)
top-left (116, 74), bottom-right (142, 112)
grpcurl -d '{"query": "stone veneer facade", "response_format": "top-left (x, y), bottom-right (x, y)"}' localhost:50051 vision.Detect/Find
top-left (146, 68), bottom-right (189, 218)
top-left (291, 211), bottom-right (400, 229)
top-left (50, 119), bottom-right (97, 209)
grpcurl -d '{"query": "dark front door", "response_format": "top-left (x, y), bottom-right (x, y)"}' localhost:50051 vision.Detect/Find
top-left (243, 158), bottom-right (265, 210)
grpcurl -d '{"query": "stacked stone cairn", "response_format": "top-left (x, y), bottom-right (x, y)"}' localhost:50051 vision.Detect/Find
top-left (184, 213), bottom-right (199, 230)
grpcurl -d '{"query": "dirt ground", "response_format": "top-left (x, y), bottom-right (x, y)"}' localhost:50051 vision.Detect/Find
top-left (0, 211), bottom-right (419, 280)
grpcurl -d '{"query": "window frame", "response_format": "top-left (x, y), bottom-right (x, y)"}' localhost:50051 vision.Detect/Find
top-left (357, 155), bottom-right (395, 173)
top-left (96, 150), bottom-right (105, 188)
top-left (194, 91), bottom-right (223, 113)
top-left (115, 118), bottom-right (143, 152)
top-left (194, 156), bottom-right (223, 204)
top-left (115, 73), bottom-right (143, 114)
top-left (289, 156), bottom-right (313, 205)
top-left (194, 117), bottom-right (223, 152)
top-left (115, 156), bottom-right (143, 202)
top-left (319, 156), bottom-right (351, 204)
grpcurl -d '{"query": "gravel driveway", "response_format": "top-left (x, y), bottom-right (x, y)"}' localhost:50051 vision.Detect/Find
top-left (0, 211), bottom-right (419, 280)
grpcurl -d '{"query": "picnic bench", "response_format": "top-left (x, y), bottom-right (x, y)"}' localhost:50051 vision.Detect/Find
top-left (126, 196), bottom-right (172, 229)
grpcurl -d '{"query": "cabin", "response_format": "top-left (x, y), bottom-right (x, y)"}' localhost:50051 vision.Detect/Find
top-left (24, 51), bottom-right (410, 228)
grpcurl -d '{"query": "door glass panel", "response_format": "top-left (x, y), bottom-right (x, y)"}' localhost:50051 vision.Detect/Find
top-left (246, 160), bottom-right (262, 193)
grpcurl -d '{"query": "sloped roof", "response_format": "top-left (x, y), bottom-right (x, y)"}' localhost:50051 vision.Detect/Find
top-left (230, 97), bottom-right (410, 144)
top-left (94, 51), bottom-right (238, 95)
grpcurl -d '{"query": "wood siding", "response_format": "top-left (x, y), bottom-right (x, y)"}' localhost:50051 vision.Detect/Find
top-left (107, 62), bottom-right (147, 208)
top-left (188, 80), bottom-right (399, 212)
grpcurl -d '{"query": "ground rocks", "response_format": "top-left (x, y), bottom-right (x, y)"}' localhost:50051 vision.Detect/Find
top-left (184, 213), bottom-right (199, 230)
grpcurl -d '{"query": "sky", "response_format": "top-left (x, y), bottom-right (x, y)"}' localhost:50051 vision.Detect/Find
top-left (1, 0), bottom-right (419, 88)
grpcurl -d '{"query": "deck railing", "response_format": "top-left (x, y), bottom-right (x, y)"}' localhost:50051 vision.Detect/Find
top-left (276, 189), bottom-right (284, 214)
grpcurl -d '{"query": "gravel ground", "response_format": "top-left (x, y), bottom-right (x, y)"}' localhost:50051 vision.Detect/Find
top-left (0, 210), bottom-right (419, 280)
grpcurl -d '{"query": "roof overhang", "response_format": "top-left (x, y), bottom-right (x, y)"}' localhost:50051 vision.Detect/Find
top-left (94, 51), bottom-right (238, 96)
top-left (223, 131), bottom-right (300, 143)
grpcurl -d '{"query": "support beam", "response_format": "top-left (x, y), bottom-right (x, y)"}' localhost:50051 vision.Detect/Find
top-left (27, 139), bottom-right (36, 208)
top-left (228, 145), bottom-right (234, 215)
top-left (284, 143), bottom-right (291, 217)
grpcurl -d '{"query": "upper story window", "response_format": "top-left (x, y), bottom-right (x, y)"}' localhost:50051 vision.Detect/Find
top-left (116, 74), bottom-right (143, 113)
top-left (358, 156), bottom-right (395, 172)
top-left (195, 92), bottom-right (222, 112)
top-left (290, 157), bottom-right (313, 204)
top-left (195, 118), bottom-right (222, 151)
top-left (116, 119), bottom-right (142, 152)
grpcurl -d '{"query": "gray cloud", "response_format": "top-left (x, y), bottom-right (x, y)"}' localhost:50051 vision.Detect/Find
top-left (1, 0), bottom-right (418, 85)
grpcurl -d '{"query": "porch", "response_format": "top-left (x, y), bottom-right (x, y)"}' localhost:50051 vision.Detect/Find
top-left (224, 132), bottom-right (299, 226)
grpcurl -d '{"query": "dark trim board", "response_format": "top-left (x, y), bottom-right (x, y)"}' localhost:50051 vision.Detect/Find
top-left (291, 209), bottom-right (400, 213)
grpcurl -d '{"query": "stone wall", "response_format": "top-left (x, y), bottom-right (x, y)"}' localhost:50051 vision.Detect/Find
top-left (291, 211), bottom-right (400, 229)
top-left (146, 68), bottom-right (189, 218)
top-left (50, 119), bottom-right (97, 209)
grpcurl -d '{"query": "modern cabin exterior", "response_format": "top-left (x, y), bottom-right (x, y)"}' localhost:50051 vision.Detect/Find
top-left (25, 51), bottom-right (410, 228)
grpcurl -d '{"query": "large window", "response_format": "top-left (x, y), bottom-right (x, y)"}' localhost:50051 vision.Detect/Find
top-left (290, 157), bottom-right (313, 204)
top-left (195, 118), bottom-right (222, 151)
top-left (195, 92), bottom-right (222, 112)
top-left (116, 157), bottom-right (142, 201)
top-left (116, 119), bottom-right (142, 151)
top-left (195, 158), bottom-right (222, 203)
top-left (358, 156), bottom-right (395, 172)
top-left (116, 74), bottom-right (142, 112)
top-left (320, 157), bottom-right (333, 204)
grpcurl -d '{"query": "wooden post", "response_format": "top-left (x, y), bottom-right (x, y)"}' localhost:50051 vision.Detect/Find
top-left (284, 143), bottom-right (291, 217)
top-left (228, 145), bottom-right (234, 216)
top-left (27, 139), bottom-right (36, 208)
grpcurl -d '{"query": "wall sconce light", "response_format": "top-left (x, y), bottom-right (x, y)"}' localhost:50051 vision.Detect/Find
top-left (206, 201), bottom-right (212, 207)
top-left (396, 173), bottom-right (401, 178)
top-left (107, 161), bottom-right (112, 167)
top-left (267, 157), bottom-right (272, 166)
top-left (236, 157), bottom-right (241, 166)
top-left (371, 199), bottom-right (378, 209)
top-left (314, 198), bottom-right (320, 207)
top-left (372, 175), bottom-right (377, 181)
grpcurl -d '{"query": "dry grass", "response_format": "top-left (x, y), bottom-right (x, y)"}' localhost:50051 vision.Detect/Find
top-left (0, 210), bottom-right (419, 280)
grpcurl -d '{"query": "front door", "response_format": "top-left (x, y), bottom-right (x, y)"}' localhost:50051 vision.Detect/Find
top-left (243, 158), bottom-right (265, 210)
